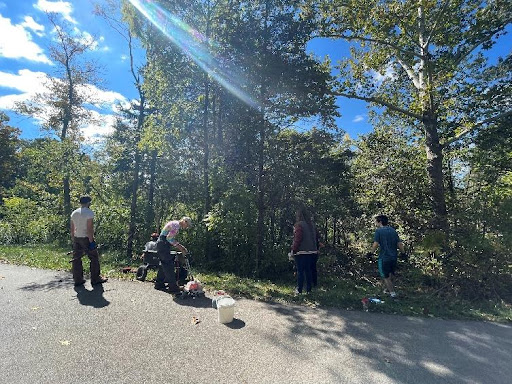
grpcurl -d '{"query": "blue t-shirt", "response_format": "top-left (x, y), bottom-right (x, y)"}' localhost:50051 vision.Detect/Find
top-left (374, 226), bottom-right (401, 261)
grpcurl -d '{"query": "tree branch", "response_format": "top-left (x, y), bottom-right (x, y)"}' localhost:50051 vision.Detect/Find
top-left (395, 56), bottom-right (420, 89)
top-left (442, 110), bottom-right (512, 147)
top-left (424, 0), bottom-right (451, 47)
top-left (453, 20), bottom-right (512, 68)
top-left (333, 91), bottom-right (423, 120)
top-left (323, 33), bottom-right (421, 59)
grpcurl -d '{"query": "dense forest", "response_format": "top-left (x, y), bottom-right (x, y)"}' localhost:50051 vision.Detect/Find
top-left (1, 0), bottom-right (511, 301)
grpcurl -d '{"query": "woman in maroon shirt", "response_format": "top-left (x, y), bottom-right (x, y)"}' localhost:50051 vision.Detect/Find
top-left (291, 208), bottom-right (320, 294)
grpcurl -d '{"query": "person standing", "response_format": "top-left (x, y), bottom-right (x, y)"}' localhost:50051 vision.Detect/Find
top-left (367, 214), bottom-right (406, 298)
top-left (70, 195), bottom-right (107, 287)
top-left (155, 216), bottom-right (192, 292)
top-left (291, 208), bottom-right (319, 295)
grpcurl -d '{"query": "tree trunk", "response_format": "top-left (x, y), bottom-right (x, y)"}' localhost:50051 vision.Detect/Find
top-left (423, 116), bottom-right (448, 231)
top-left (127, 96), bottom-right (145, 259)
top-left (61, 69), bottom-right (73, 224)
top-left (217, 94), bottom-right (223, 147)
top-left (145, 149), bottom-right (157, 231)
top-left (332, 217), bottom-right (337, 247)
top-left (63, 176), bottom-right (71, 223)
top-left (203, 75), bottom-right (212, 260)
top-left (255, 0), bottom-right (271, 276)
top-left (256, 114), bottom-right (265, 275)
top-left (127, 147), bottom-right (140, 259)
top-left (418, 2), bottom-right (448, 233)
top-left (203, 4), bottom-right (212, 261)
top-left (270, 206), bottom-right (276, 246)
top-left (324, 217), bottom-right (328, 245)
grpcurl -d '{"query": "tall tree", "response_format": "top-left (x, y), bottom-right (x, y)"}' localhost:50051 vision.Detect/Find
top-left (303, 0), bottom-right (512, 233)
top-left (16, 13), bottom-right (101, 222)
top-left (0, 113), bottom-right (21, 202)
top-left (218, 0), bottom-right (338, 274)
top-left (125, 0), bottom-right (336, 273)
top-left (95, 0), bottom-right (151, 258)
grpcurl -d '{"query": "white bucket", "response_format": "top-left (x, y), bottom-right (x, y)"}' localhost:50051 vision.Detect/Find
top-left (212, 290), bottom-right (227, 309)
top-left (217, 296), bottom-right (235, 324)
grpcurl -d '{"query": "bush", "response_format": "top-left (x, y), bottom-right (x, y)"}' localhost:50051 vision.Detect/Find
top-left (0, 197), bottom-right (64, 244)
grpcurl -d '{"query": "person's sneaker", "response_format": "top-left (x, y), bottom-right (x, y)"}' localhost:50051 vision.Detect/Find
top-left (74, 280), bottom-right (86, 287)
top-left (294, 288), bottom-right (301, 296)
top-left (154, 284), bottom-right (167, 291)
top-left (91, 277), bottom-right (108, 285)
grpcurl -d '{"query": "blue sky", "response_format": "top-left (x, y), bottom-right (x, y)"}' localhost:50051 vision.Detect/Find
top-left (0, 0), bottom-right (509, 143)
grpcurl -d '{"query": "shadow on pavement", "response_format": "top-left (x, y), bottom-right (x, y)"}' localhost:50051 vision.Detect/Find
top-left (264, 301), bottom-right (512, 384)
top-left (225, 318), bottom-right (246, 329)
top-left (173, 294), bottom-right (212, 308)
top-left (74, 284), bottom-right (110, 308)
top-left (20, 275), bottom-right (73, 291)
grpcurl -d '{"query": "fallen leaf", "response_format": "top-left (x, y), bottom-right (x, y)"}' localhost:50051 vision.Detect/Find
top-left (0, 275), bottom-right (5, 279)
top-left (191, 316), bottom-right (200, 325)
top-left (31, 307), bottom-right (41, 311)
top-left (59, 340), bottom-right (71, 346)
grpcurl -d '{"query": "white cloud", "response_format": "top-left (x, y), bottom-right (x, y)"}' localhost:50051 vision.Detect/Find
top-left (0, 69), bottom-right (127, 108)
top-left (370, 63), bottom-right (396, 86)
top-left (0, 69), bottom-right (128, 143)
top-left (21, 16), bottom-right (45, 37)
top-left (0, 69), bottom-right (48, 110)
top-left (34, 0), bottom-right (77, 24)
top-left (352, 114), bottom-right (365, 123)
top-left (72, 27), bottom-right (98, 50)
top-left (0, 15), bottom-right (51, 63)
top-left (120, 54), bottom-right (128, 61)
top-left (81, 84), bottom-right (128, 109)
top-left (81, 111), bottom-right (117, 143)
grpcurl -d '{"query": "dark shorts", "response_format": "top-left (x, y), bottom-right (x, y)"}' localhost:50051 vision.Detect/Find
top-left (378, 258), bottom-right (397, 278)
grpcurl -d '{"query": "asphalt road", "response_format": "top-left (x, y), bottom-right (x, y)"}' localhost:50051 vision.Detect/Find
top-left (1, 262), bottom-right (511, 384)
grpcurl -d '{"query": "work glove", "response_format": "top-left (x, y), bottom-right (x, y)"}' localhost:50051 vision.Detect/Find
top-left (88, 241), bottom-right (97, 251)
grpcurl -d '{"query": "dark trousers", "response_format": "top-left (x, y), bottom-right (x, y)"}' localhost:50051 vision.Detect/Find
top-left (295, 254), bottom-right (315, 293)
top-left (72, 237), bottom-right (101, 283)
top-left (155, 236), bottom-right (176, 287)
top-left (312, 254), bottom-right (319, 287)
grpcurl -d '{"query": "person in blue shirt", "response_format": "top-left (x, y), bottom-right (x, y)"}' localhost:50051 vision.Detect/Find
top-left (367, 215), bottom-right (406, 298)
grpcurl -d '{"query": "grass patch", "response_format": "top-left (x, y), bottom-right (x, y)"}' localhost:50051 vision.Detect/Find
top-left (1, 245), bottom-right (510, 322)
top-left (0, 244), bottom-right (140, 281)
